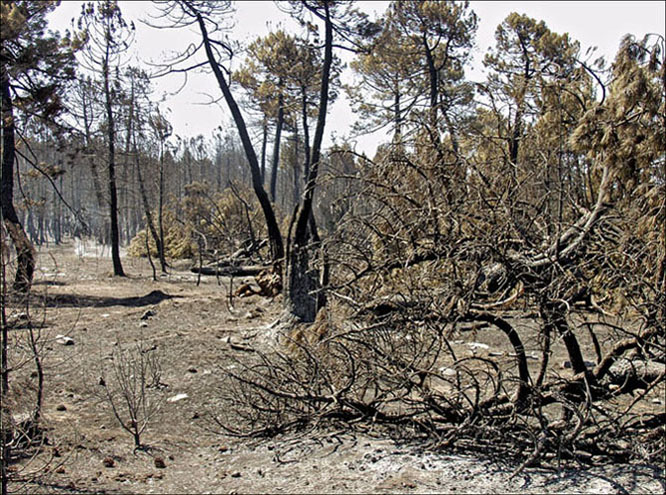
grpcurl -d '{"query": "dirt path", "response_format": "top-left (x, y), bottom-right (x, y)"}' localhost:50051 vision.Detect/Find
top-left (6, 242), bottom-right (665, 494)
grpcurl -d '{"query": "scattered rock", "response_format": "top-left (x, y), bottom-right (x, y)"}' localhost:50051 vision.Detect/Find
top-left (562, 360), bottom-right (595, 369)
top-left (56, 404), bottom-right (67, 411)
top-left (102, 457), bottom-right (115, 468)
top-left (439, 367), bottom-right (457, 376)
top-left (141, 310), bottom-right (155, 320)
top-left (55, 335), bottom-right (75, 346)
top-left (467, 342), bottom-right (489, 351)
top-left (187, 367), bottom-right (198, 373)
top-left (230, 471), bottom-right (242, 478)
top-left (56, 466), bottom-right (66, 474)
top-left (8, 312), bottom-right (30, 328)
top-left (218, 446), bottom-right (229, 453)
top-left (154, 457), bottom-right (166, 469)
top-left (167, 393), bottom-right (189, 402)
top-left (140, 322), bottom-right (149, 328)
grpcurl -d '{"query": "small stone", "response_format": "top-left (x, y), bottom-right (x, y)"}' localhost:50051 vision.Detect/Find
top-left (187, 367), bottom-right (198, 373)
top-left (230, 471), bottom-right (241, 478)
top-left (167, 393), bottom-right (188, 402)
top-left (55, 335), bottom-right (75, 346)
top-left (56, 404), bottom-right (67, 411)
top-left (218, 446), bottom-right (229, 453)
top-left (140, 322), bottom-right (149, 328)
top-left (154, 457), bottom-right (166, 469)
top-left (141, 310), bottom-right (155, 320)
top-left (55, 466), bottom-right (66, 474)
top-left (102, 457), bottom-right (115, 468)
top-left (467, 342), bottom-right (489, 351)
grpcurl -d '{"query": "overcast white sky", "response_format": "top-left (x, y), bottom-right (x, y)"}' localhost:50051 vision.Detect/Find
top-left (48, 1), bottom-right (666, 155)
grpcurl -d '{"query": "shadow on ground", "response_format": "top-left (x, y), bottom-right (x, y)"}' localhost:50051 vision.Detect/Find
top-left (30, 289), bottom-right (178, 308)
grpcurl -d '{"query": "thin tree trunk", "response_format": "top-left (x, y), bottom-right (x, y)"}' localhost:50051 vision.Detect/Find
top-left (260, 120), bottom-right (267, 185)
top-left (393, 76), bottom-right (402, 144)
top-left (292, 130), bottom-right (301, 207)
top-left (301, 86), bottom-right (311, 180)
top-left (158, 141), bottom-right (166, 269)
top-left (270, 85), bottom-right (285, 203)
top-left (423, 34), bottom-right (440, 144)
top-left (191, 6), bottom-right (284, 264)
top-left (103, 40), bottom-right (125, 276)
top-left (134, 136), bottom-right (167, 272)
top-left (81, 80), bottom-right (106, 239)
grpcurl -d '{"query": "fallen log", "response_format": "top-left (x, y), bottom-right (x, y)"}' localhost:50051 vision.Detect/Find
top-left (191, 265), bottom-right (268, 277)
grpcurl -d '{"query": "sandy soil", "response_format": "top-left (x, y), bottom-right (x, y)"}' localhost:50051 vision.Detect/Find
top-left (5, 241), bottom-right (665, 494)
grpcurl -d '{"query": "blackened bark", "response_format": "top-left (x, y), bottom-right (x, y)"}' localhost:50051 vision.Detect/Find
top-left (270, 85), bottom-right (284, 203)
top-left (301, 86), bottom-right (311, 180)
top-left (423, 34), bottom-right (439, 141)
top-left (134, 138), bottom-right (167, 272)
top-left (393, 77), bottom-right (402, 143)
top-left (541, 301), bottom-right (592, 381)
top-left (292, 130), bottom-right (301, 207)
top-left (192, 7), bottom-right (284, 264)
top-left (157, 141), bottom-right (166, 271)
top-left (103, 43), bottom-right (125, 277)
top-left (260, 120), bottom-right (268, 185)
top-left (1, 74), bottom-right (36, 293)
top-left (284, 2), bottom-right (333, 322)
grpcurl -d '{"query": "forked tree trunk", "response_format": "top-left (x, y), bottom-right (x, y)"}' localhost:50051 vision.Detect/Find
top-left (283, 2), bottom-right (333, 322)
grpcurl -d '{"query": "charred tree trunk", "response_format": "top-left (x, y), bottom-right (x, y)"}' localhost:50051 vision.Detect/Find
top-left (192, 7), bottom-right (284, 265)
top-left (157, 140), bottom-right (166, 271)
top-left (284, 2), bottom-right (333, 322)
top-left (270, 86), bottom-right (284, 203)
top-left (300, 86), bottom-right (311, 181)
top-left (133, 137), bottom-right (167, 273)
top-left (292, 130), bottom-right (301, 208)
top-left (102, 44), bottom-right (125, 277)
top-left (1, 74), bottom-right (35, 293)
top-left (260, 119), bottom-right (268, 186)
